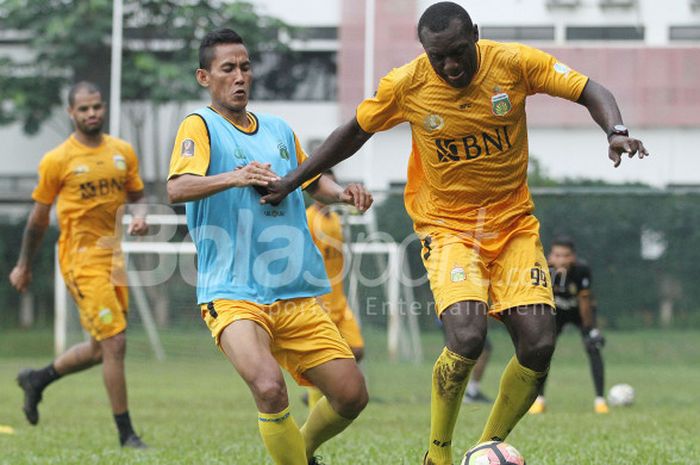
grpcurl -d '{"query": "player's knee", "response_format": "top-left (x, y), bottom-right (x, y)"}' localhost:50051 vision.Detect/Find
top-left (518, 334), bottom-right (555, 368)
top-left (445, 326), bottom-right (486, 360)
top-left (251, 378), bottom-right (288, 409)
top-left (101, 332), bottom-right (127, 361)
top-left (332, 378), bottom-right (368, 419)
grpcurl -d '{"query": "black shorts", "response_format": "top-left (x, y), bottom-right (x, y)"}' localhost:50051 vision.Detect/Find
top-left (555, 309), bottom-right (582, 334)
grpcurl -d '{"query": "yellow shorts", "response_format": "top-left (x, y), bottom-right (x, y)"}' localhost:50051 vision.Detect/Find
top-left (319, 294), bottom-right (365, 350)
top-left (63, 269), bottom-right (129, 341)
top-left (201, 297), bottom-right (354, 386)
top-left (420, 214), bottom-right (554, 316)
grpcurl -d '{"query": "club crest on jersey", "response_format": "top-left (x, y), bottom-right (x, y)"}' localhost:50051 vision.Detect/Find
top-left (277, 142), bottom-right (290, 160)
top-left (73, 164), bottom-right (89, 175)
top-left (113, 155), bottom-right (127, 170)
top-left (233, 147), bottom-right (246, 160)
top-left (491, 92), bottom-right (512, 116)
top-left (569, 283), bottom-right (578, 294)
top-left (424, 114), bottom-right (445, 132)
top-left (180, 138), bottom-right (195, 158)
top-left (99, 308), bottom-right (114, 324)
top-left (451, 265), bottom-right (466, 283)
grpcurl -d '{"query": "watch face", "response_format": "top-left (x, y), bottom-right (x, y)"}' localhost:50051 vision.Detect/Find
top-left (614, 124), bottom-right (628, 133)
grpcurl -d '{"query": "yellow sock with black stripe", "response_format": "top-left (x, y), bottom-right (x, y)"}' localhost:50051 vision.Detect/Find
top-left (307, 387), bottom-right (324, 410)
top-left (478, 356), bottom-right (548, 443)
top-left (427, 347), bottom-right (476, 465)
top-left (258, 407), bottom-right (307, 465)
top-left (300, 396), bottom-right (353, 458)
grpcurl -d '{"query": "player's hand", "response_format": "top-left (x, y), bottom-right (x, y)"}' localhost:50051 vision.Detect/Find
top-left (584, 328), bottom-right (605, 350)
top-left (9, 265), bottom-right (32, 293)
top-left (339, 183), bottom-right (373, 213)
top-left (128, 217), bottom-right (149, 236)
top-left (608, 135), bottom-right (649, 168)
top-left (231, 162), bottom-right (280, 189)
top-left (260, 177), bottom-right (295, 206)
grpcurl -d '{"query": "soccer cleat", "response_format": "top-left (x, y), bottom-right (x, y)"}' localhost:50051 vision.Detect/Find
top-left (528, 397), bottom-right (546, 415)
top-left (308, 456), bottom-right (326, 465)
top-left (16, 369), bottom-right (42, 425)
top-left (595, 400), bottom-right (609, 414)
top-left (463, 390), bottom-right (493, 404)
top-left (121, 433), bottom-right (148, 449)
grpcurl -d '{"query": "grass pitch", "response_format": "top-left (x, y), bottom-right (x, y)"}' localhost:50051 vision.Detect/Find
top-left (0, 327), bottom-right (698, 464)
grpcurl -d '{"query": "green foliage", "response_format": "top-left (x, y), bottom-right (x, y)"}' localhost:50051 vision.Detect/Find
top-left (0, 0), bottom-right (293, 133)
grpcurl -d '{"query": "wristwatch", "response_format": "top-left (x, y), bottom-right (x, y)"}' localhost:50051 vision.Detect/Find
top-left (607, 124), bottom-right (629, 140)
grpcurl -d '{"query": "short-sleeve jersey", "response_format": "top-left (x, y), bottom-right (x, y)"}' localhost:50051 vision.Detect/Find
top-left (306, 204), bottom-right (349, 316)
top-left (32, 134), bottom-right (144, 273)
top-left (167, 107), bottom-right (329, 305)
top-left (356, 40), bottom-right (589, 235)
top-left (551, 262), bottom-right (592, 312)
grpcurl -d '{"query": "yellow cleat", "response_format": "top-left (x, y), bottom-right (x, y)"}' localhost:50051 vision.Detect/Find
top-left (528, 397), bottom-right (546, 415)
top-left (0, 425), bottom-right (15, 434)
top-left (595, 401), bottom-right (609, 414)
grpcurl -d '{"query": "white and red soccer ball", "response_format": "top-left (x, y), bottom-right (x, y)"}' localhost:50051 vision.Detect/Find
top-left (461, 441), bottom-right (526, 465)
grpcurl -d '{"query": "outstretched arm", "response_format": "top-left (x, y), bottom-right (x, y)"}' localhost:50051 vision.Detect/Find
top-left (576, 79), bottom-right (650, 168)
top-left (10, 202), bottom-right (52, 292)
top-left (262, 118), bottom-right (372, 205)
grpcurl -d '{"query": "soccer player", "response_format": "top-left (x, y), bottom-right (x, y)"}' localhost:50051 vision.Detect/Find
top-left (462, 338), bottom-right (492, 404)
top-left (10, 81), bottom-right (148, 448)
top-left (305, 169), bottom-right (366, 409)
top-left (166, 29), bottom-right (371, 465)
top-left (261, 2), bottom-right (649, 463)
top-left (529, 236), bottom-right (608, 414)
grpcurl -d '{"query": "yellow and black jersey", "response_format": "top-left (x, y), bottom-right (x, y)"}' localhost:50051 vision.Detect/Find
top-left (356, 40), bottom-right (589, 236)
top-left (32, 134), bottom-right (144, 271)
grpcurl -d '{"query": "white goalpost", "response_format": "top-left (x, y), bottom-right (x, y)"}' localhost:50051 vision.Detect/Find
top-left (53, 214), bottom-right (423, 363)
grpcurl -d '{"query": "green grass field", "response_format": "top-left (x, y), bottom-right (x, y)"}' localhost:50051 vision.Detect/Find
top-left (1, 327), bottom-right (698, 464)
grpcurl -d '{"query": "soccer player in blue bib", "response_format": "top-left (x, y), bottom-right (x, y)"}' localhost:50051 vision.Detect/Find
top-left (166, 28), bottom-right (372, 465)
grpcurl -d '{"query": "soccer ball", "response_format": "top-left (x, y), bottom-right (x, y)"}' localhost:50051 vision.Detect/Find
top-left (461, 441), bottom-right (526, 465)
top-left (608, 383), bottom-right (635, 406)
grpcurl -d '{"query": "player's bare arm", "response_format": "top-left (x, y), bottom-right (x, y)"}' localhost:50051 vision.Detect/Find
top-left (577, 289), bottom-right (595, 329)
top-left (167, 161), bottom-right (279, 203)
top-left (262, 118), bottom-right (372, 205)
top-left (576, 79), bottom-right (650, 168)
top-left (306, 173), bottom-right (374, 213)
top-left (126, 190), bottom-right (149, 236)
top-left (9, 202), bottom-right (51, 293)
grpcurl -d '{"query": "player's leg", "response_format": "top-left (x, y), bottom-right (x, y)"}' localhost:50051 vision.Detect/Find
top-left (16, 337), bottom-right (102, 425)
top-left (464, 337), bottom-right (492, 403)
top-left (302, 358), bottom-right (368, 459)
top-left (529, 315), bottom-right (565, 414)
top-left (579, 324), bottom-right (607, 413)
top-left (478, 305), bottom-right (556, 442)
top-left (219, 318), bottom-right (307, 465)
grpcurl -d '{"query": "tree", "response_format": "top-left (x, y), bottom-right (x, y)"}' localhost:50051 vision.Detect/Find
top-left (0, 0), bottom-right (293, 137)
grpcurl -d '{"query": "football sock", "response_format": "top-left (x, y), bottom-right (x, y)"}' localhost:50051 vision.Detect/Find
top-left (300, 396), bottom-right (352, 458)
top-left (466, 380), bottom-right (480, 397)
top-left (427, 347), bottom-right (476, 465)
top-left (307, 387), bottom-right (324, 410)
top-left (587, 346), bottom-right (605, 397)
top-left (258, 407), bottom-right (307, 465)
top-left (114, 411), bottom-right (136, 444)
top-left (33, 363), bottom-right (61, 391)
top-left (479, 356), bottom-right (547, 442)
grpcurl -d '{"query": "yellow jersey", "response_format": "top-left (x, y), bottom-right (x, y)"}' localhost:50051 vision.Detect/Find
top-left (32, 134), bottom-right (144, 273)
top-left (356, 40), bottom-right (588, 236)
top-left (306, 204), bottom-right (349, 319)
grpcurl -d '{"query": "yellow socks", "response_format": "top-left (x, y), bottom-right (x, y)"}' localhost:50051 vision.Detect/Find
top-left (258, 407), bottom-right (307, 465)
top-left (307, 387), bottom-right (324, 410)
top-left (300, 396), bottom-right (353, 458)
top-left (479, 356), bottom-right (547, 443)
top-left (427, 347), bottom-right (476, 465)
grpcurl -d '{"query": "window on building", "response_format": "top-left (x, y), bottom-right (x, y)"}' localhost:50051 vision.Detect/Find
top-left (566, 26), bottom-right (644, 41)
top-left (252, 51), bottom-right (337, 101)
top-left (480, 26), bottom-right (555, 42)
top-left (670, 26), bottom-right (700, 41)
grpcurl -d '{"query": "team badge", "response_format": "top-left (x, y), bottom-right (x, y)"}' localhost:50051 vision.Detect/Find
top-left (491, 92), bottom-right (512, 116)
top-left (568, 283), bottom-right (578, 295)
top-left (99, 308), bottom-right (114, 324)
top-left (423, 114), bottom-right (445, 132)
top-left (450, 265), bottom-right (466, 283)
top-left (113, 155), bottom-right (127, 170)
top-left (553, 62), bottom-right (570, 76)
top-left (233, 147), bottom-right (246, 160)
top-left (73, 164), bottom-right (89, 175)
top-left (277, 142), bottom-right (290, 160)
top-left (180, 138), bottom-right (195, 158)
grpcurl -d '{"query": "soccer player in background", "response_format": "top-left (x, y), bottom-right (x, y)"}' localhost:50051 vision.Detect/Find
top-left (529, 236), bottom-right (608, 414)
top-left (166, 28), bottom-right (371, 465)
top-left (462, 338), bottom-right (493, 404)
top-left (305, 169), bottom-right (366, 409)
top-left (261, 2), bottom-right (649, 463)
top-left (10, 81), bottom-right (149, 448)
